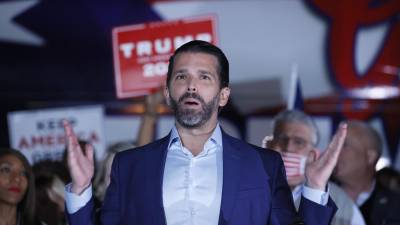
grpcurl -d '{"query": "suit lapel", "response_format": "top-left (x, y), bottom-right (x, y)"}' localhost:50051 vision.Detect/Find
top-left (219, 132), bottom-right (243, 224)
top-left (144, 134), bottom-right (170, 225)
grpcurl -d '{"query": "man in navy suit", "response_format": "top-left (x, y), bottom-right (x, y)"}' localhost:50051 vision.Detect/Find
top-left (63, 40), bottom-right (347, 225)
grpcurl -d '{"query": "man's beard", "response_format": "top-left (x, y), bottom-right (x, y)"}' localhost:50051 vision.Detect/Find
top-left (170, 92), bottom-right (220, 129)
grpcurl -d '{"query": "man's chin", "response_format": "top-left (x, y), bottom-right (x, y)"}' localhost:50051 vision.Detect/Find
top-left (177, 116), bottom-right (203, 128)
top-left (179, 105), bottom-right (202, 114)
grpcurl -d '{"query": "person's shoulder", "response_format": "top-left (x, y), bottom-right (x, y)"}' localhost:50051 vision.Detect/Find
top-left (375, 182), bottom-right (400, 203)
top-left (328, 181), bottom-right (356, 208)
top-left (223, 134), bottom-right (285, 181)
top-left (115, 135), bottom-right (170, 160)
top-left (223, 132), bottom-right (281, 160)
top-left (329, 181), bottom-right (348, 196)
top-left (370, 183), bottom-right (400, 220)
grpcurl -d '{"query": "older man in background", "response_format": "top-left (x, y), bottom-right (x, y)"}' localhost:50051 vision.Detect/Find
top-left (264, 110), bottom-right (365, 225)
top-left (334, 120), bottom-right (400, 225)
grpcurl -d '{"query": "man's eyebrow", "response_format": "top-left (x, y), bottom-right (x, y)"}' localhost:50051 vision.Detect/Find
top-left (199, 70), bottom-right (212, 75)
top-left (173, 69), bottom-right (187, 74)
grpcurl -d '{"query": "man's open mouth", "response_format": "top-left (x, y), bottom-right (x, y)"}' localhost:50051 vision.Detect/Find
top-left (183, 98), bottom-right (200, 106)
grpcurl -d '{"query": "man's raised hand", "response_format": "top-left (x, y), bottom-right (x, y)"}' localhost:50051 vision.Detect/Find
top-left (304, 123), bottom-right (347, 190)
top-left (63, 120), bottom-right (94, 195)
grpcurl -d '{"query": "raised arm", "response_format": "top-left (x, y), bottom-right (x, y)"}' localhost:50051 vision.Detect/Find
top-left (137, 90), bottom-right (164, 147)
top-left (305, 123), bottom-right (347, 190)
top-left (63, 120), bottom-right (94, 194)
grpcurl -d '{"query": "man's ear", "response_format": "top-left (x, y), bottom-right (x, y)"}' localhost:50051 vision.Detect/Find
top-left (218, 87), bottom-right (230, 107)
top-left (164, 86), bottom-right (171, 106)
top-left (366, 148), bottom-right (378, 166)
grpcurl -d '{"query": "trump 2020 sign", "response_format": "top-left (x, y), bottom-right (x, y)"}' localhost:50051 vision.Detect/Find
top-left (112, 15), bottom-right (218, 98)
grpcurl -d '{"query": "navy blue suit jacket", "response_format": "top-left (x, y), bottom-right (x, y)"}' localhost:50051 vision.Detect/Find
top-left (67, 131), bottom-right (337, 225)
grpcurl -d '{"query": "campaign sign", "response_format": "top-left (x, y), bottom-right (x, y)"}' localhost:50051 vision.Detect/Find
top-left (112, 15), bottom-right (218, 98)
top-left (7, 106), bottom-right (106, 164)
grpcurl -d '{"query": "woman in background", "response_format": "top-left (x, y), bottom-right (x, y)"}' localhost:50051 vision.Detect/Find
top-left (0, 148), bottom-right (41, 225)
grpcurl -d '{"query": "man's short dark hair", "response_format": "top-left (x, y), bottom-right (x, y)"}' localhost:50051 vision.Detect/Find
top-left (166, 40), bottom-right (229, 89)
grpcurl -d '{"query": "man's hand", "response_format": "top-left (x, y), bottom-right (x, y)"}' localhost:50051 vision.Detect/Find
top-left (304, 123), bottom-right (347, 190)
top-left (63, 120), bottom-right (94, 195)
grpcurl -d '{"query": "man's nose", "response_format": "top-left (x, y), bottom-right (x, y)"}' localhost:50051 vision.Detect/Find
top-left (187, 77), bottom-right (197, 92)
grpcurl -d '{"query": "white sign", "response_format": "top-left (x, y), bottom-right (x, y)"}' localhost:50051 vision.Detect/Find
top-left (8, 105), bottom-right (105, 165)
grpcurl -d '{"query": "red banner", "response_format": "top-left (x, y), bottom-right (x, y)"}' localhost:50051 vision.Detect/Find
top-left (112, 15), bottom-right (218, 98)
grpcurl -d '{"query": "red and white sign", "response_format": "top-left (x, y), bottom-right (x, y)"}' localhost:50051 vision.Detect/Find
top-left (112, 15), bottom-right (218, 98)
top-left (7, 106), bottom-right (106, 165)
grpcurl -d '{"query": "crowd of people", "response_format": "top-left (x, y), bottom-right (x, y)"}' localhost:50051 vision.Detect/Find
top-left (1, 113), bottom-right (399, 225)
top-left (263, 110), bottom-right (400, 225)
top-left (0, 91), bottom-right (162, 225)
top-left (1, 40), bottom-right (400, 225)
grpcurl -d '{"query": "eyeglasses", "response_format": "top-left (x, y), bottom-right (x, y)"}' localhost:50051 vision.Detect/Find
top-left (274, 135), bottom-right (312, 150)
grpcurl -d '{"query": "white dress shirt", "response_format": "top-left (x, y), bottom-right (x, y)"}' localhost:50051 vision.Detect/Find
top-left (163, 125), bottom-right (223, 225)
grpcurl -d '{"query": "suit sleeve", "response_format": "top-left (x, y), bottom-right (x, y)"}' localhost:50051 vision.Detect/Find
top-left (269, 155), bottom-right (337, 225)
top-left (66, 197), bottom-right (95, 225)
top-left (65, 153), bottom-right (123, 225)
top-left (99, 152), bottom-right (122, 225)
top-left (298, 196), bottom-right (337, 225)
